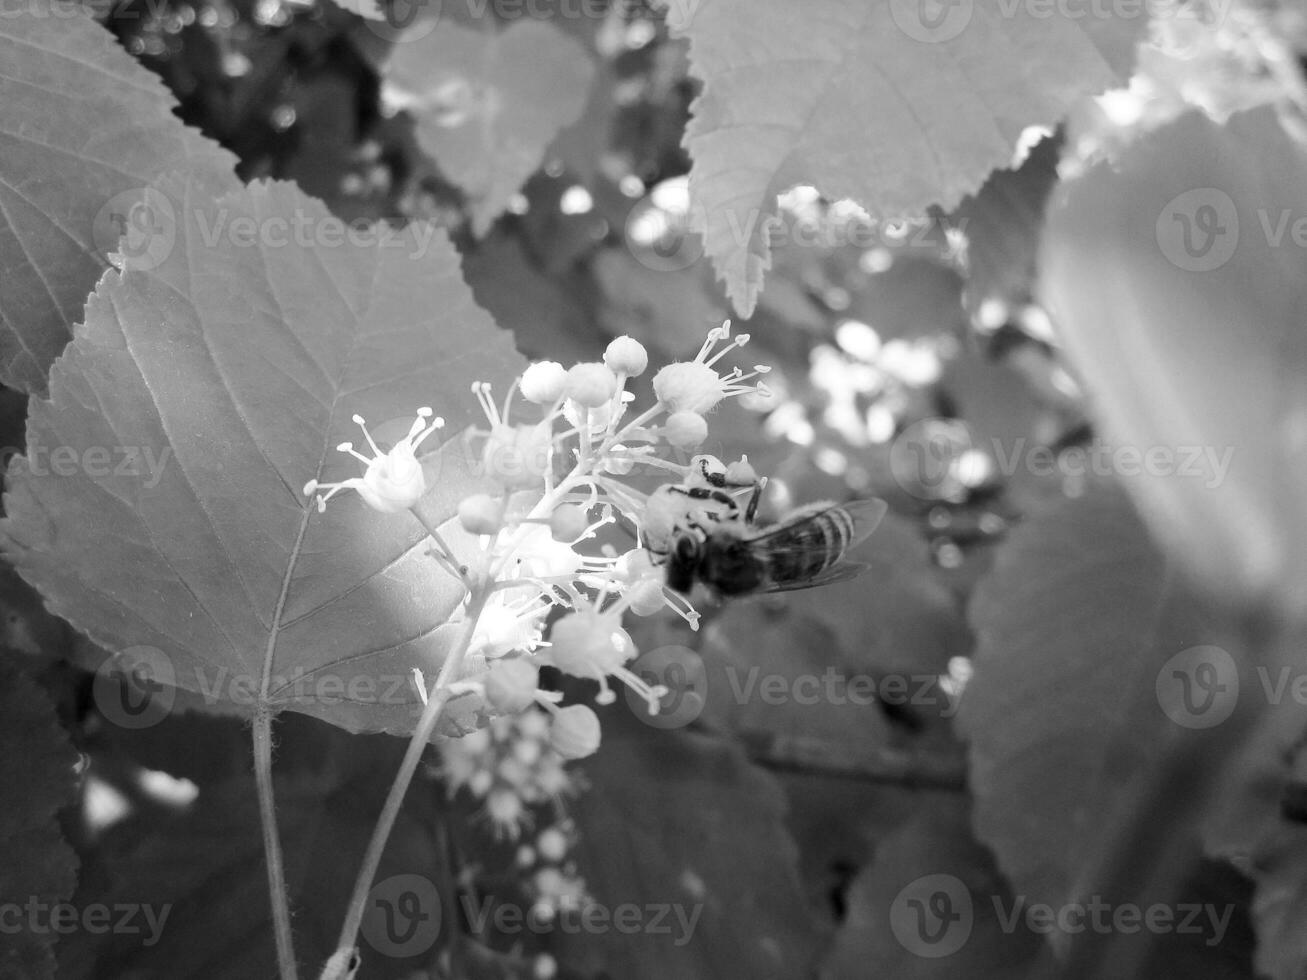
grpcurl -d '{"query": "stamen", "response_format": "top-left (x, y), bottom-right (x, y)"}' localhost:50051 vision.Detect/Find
top-left (352, 415), bottom-right (383, 457)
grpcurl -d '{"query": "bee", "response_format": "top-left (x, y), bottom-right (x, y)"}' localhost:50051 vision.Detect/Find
top-left (647, 458), bottom-right (888, 597)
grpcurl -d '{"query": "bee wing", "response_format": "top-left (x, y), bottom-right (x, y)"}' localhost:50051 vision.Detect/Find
top-left (746, 497), bottom-right (889, 548)
top-left (840, 497), bottom-right (890, 549)
top-left (755, 560), bottom-right (871, 594)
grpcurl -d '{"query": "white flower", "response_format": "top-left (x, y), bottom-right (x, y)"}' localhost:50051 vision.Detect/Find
top-left (604, 336), bottom-right (649, 376)
top-left (565, 362), bottom-right (619, 408)
top-left (544, 609), bottom-right (665, 713)
top-left (521, 361), bottom-right (568, 403)
top-left (304, 408), bottom-right (444, 514)
top-left (549, 704), bottom-right (601, 759)
top-left (663, 410), bottom-right (708, 449)
top-left (651, 321), bottom-right (771, 413)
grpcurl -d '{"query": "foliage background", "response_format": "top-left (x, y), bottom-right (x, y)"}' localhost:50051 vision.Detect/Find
top-left (2, 1), bottom-right (1306, 978)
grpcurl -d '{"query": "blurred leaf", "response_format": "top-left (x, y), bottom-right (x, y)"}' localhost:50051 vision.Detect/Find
top-left (954, 135), bottom-right (1061, 313)
top-left (0, 14), bottom-right (237, 395)
top-left (794, 510), bottom-right (969, 682)
top-left (820, 797), bottom-right (1042, 980)
top-left (700, 604), bottom-right (895, 746)
top-left (667, 0), bottom-right (1143, 314)
top-left (1, 178), bottom-right (524, 738)
top-left (560, 712), bottom-right (823, 979)
top-left (0, 658), bottom-right (79, 980)
top-left (59, 757), bottom-right (438, 980)
top-left (463, 232), bottom-right (605, 363)
top-left (955, 483), bottom-right (1236, 930)
top-left (1041, 106), bottom-right (1307, 620)
top-left (386, 19), bottom-right (595, 235)
top-left (591, 247), bottom-right (726, 357)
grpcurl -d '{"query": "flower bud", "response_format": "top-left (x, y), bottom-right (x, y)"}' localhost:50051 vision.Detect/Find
top-left (604, 336), bottom-right (649, 377)
top-left (600, 444), bottom-right (636, 475)
top-left (548, 611), bottom-right (633, 676)
top-left (521, 361), bottom-right (568, 403)
top-left (484, 658), bottom-right (540, 713)
top-left (628, 578), bottom-right (666, 616)
top-left (458, 493), bottom-right (504, 535)
top-left (550, 704), bottom-right (601, 759)
top-left (565, 362), bottom-right (619, 408)
top-left (487, 787), bottom-right (525, 828)
top-left (549, 504), bottom-right (589, 542)
top-left (537, 826), bottom-right (568, 863)
top-left (534, 953), bottom-right (558, 980)
top-left (664, 410), bottom-right (708, 449)
top-left (725, 457), bottom-right (758, 485)
top-left (652, 361), bottom-right (724, 414)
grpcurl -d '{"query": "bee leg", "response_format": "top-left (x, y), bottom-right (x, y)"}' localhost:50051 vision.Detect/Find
top-left (743, 477), bottom-right (767, 523)
top-left (667, 484), bottom-right (740, 518)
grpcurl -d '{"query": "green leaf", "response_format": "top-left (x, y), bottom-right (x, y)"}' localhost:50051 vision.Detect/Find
top-left (820, 799), bottom-right (1043, 980)
top-left (559, 712), bottom-right (823, 979)
top-left (0, 14), bottom-right (238, 394)
top-left (0, 658), bottom-right (79, 980)
top-left (385, 19), bottom-right (596, 236)
top-left (1, 178), bottom-right (525, 737)
top-left (58, 737), bottom-right (438, 980)
top-left (955, 483), bottom-right (1227, 919)
top-left (953, 134), bottom-right (1062, 314)
top-left (1041, 106), bottom-right (1307, 620)
top-left (667, 0), bottom-right (1142, 315)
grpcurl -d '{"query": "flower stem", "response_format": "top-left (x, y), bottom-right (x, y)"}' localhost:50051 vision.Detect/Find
top-left (253, 705), bottom-right (299, 980)
top-left (326, 585), bottom-right (491, 973)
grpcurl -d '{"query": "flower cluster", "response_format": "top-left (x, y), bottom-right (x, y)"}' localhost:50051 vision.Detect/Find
top-left (307, 324), bottom-right (770, 829)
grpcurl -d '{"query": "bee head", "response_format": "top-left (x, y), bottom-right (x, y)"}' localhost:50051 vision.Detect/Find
top-left (664, 530), bottom-right (703, 594)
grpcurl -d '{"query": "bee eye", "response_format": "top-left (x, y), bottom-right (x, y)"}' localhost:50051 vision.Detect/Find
top-left (674, 536), bottom-right (698, 561)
